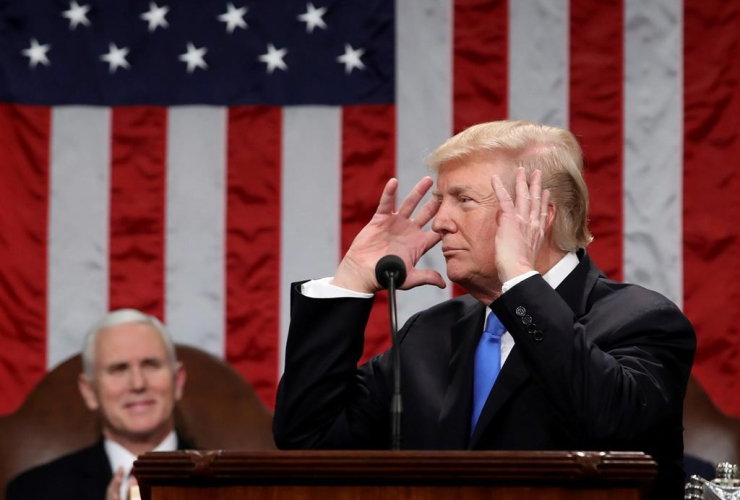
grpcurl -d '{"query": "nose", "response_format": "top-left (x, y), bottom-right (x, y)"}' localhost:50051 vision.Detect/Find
top-left (432, 200), bottom-right (456, 235)
top-left (129, 366), bottom-right (147, 392)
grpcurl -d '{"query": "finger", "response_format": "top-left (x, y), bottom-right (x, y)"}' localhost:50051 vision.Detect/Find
top-left (397, 177), bottom-right (435, 218)
top-left (107, 467), bottom-right (124, 500)
top-left (421, 230), bottom-right (442, 254)
top-left (375, 178), bottom-right (399, 215)
top-left (514, 167), bottom-right (531, 218)
top-left (412, 195), bottom-right (440, 228)
top-left (491, 174), bottom-right (515, 212)
top-left (529, 170), bottom-right (543, 222)
top-left (403, 269), bottom-right (447, 290)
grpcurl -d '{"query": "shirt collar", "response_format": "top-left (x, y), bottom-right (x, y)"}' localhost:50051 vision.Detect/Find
top-left (104, 430), bottom-right (178, 476)
top-left (541, 251), bottom-right (579, 289)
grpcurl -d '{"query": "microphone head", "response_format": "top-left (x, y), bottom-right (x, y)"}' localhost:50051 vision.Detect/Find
top-left (375, 255), bottom-right (407, 289)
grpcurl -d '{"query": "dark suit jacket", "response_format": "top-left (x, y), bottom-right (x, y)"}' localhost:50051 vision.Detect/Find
top-left (6, 435), bottom-right (194, 500)
top-left (274, 251), bottom-right (696, 499)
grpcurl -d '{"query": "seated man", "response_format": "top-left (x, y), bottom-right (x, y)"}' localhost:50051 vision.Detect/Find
top-left (273, 120), bottom-right (696, 499)
top-left (7, 309), bottom-right (188, 500)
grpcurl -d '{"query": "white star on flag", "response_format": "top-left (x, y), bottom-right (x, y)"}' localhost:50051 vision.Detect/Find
top-left (21, 39), bottom-right (51, 69)
top-left (297, 3), bottom-right (327, 34)
top-left (337, 44), bottom-right (365, 74)
top-left (61, 1), bottom-right (91, 30)
top-left (178, 42), bottom-right (208, 73)
top-left (100, 43), bottom-right (130, 74)
top-left (218, 3), bottom-right (248, 34)
top-left (258, 43), bottom-right (288, 74)
top-left (140, 2), bottom-right (170, 32)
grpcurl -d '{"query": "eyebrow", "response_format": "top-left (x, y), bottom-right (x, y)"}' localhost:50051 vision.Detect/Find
top-left (433, 185), bottom-right (483, 198)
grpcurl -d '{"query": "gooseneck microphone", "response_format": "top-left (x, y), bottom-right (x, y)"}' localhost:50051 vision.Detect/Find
top-left (374, 255), bottom-right (407, 451)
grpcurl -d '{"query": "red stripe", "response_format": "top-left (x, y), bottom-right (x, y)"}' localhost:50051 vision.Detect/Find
top-left (108, 107), bottom-right (167, 319)
top-left (341, 105), bottom-right (396, 364)
top-left (683, 0), bottom-right (740, 417)
top-left (225, 106), bottom-right (281, 409)
top-left (453, 0), bottom-right (508, 133)
top-left (452, 0), bottom-right (507, 297)
top-left (569, 0), bottom-right (624, 281)
top-left (0, 104), bottom-right (50, 415)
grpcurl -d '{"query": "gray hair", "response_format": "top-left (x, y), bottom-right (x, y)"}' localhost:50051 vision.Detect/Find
top-left (82, 309), bottom-right (177, 379)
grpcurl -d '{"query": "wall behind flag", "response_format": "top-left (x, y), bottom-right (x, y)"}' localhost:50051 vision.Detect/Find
top-left (0, 0), bottom-right (738, 418)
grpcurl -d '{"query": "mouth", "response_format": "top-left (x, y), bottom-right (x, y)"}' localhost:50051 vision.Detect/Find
top-left (124, 400), bottom-right (156, 411)
top-left (442, 247), bottom-right (464, 257)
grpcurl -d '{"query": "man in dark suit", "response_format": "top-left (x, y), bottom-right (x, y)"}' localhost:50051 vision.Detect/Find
top-left (6, 309), bottom-right (189, 500)
top-left (273, 120), bottom-right (696, 499)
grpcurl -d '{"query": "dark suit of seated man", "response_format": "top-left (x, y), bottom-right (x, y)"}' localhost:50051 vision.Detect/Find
top-left (6, 309), bottom-right (189, 500)
top-left (273, 120), bottom-right (696, 499)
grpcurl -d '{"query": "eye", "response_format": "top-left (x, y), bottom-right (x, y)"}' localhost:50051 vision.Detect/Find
top-left (107, 363), bottom-right (129, 375)
top-left (141, 359), bottom-right (164, 370)
top-left (459, 196), bottom-right (472, 203)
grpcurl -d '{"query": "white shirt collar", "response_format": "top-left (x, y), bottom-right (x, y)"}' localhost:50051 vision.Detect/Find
top-left (105, 431), bottom-right (177, 499)
top-left (541, 251), bottom-right (579, 289)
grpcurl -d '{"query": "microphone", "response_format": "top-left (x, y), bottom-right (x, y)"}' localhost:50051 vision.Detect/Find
top-left (375, 255), bottom-right (407, 289)
top-left (374, 255), bottom-right (406, 451)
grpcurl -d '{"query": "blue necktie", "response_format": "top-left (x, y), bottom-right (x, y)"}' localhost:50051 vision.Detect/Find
top-left (471, 311), bottom-right (506, 432)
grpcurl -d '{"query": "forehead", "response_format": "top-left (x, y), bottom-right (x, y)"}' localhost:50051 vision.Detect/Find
top-left (94, 322), bottom-right (169, 367)
top-left (436, 154), bottom-right (512, 188)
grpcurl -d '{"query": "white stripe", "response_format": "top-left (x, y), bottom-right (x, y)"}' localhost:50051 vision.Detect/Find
top-left (166, 107), bottom-right (227, 357)
top-left (508, 0), bottom-right (569, 127)
top-left (396, 0), bottom-right (454, 323)
top-left (281, 107), bottom-right (342, 372)
top-left (47, 107), bottom-right (110, 369)
top-left (623, 0), bottom-right (683, 306)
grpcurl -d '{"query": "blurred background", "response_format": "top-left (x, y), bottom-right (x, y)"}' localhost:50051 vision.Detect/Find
top-left (0, 0), bottom-right (737, 419)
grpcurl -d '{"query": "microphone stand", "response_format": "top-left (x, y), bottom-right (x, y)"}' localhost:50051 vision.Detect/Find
top-left (375, 254), bottom-right (406, 451)
top-left (387, 272), bottom-right (403, 451)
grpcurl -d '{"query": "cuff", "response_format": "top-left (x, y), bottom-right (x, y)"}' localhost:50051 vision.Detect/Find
top-left (301, 277), bottom-right (375, 299)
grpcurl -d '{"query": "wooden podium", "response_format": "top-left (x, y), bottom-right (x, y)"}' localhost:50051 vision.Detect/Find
top-left (134, 450), bottom-right (656, 499)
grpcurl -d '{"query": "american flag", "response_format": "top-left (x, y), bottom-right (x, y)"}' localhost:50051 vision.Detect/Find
top-left (1, 0), bottom-right (738, 418)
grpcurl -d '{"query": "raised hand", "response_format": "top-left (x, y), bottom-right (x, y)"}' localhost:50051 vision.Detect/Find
top-left (491, 168), bottom-right (551, 283)
top-left (332, 177), bottom-right (445, 294)
top-left (106, 467), bottom-right (125, 500)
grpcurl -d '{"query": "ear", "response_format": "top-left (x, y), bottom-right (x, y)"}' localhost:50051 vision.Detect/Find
top-left (78, 373), bottom-right (100, 411)
top-left (173, 362), bottom-right (186, 402)
top-left (545, 203), bottom-right (557, 232)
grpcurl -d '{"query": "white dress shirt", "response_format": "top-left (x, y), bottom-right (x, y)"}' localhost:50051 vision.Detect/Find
top-left (104, 431), bottom-right (177, 500)
top-left (301, 251), bottom-right (580, 368)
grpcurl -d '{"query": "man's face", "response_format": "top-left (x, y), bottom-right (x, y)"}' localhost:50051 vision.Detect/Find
top-left (78, 322), bottom-right (185, 444)
top-left (432, 155), bottom-right (511, 294)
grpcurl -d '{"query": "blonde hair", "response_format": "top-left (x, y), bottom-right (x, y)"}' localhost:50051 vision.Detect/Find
top-left (425, 120), bottom-right (593, 252)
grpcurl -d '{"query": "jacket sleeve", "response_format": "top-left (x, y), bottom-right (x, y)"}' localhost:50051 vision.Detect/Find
top-left (273, 281), bottom-right (397, 450)
top-left (491, 274), bottom-right (696, 445)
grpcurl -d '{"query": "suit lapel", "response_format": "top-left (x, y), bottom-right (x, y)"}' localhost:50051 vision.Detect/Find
top-left (436, 301), bottom-right (485, 449)
top-left (554, 250), bottom-right (601, 318)
top-left (81, 440), bottom-right (113, 500)
top-left (468, 251), bottom-right (601, 448)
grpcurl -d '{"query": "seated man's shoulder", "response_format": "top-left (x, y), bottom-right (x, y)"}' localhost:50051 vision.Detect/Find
top-left (6, 442), bottom-right (108, 498)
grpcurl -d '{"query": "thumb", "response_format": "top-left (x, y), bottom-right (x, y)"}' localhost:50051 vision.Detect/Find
top-left (403, 269), bottom-right (446, 290)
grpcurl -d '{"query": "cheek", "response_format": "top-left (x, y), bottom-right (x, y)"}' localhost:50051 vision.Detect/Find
top-left (98, 379), bottom-right (127, 403)
top-left (150, 375), bottom-right (177, 398)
